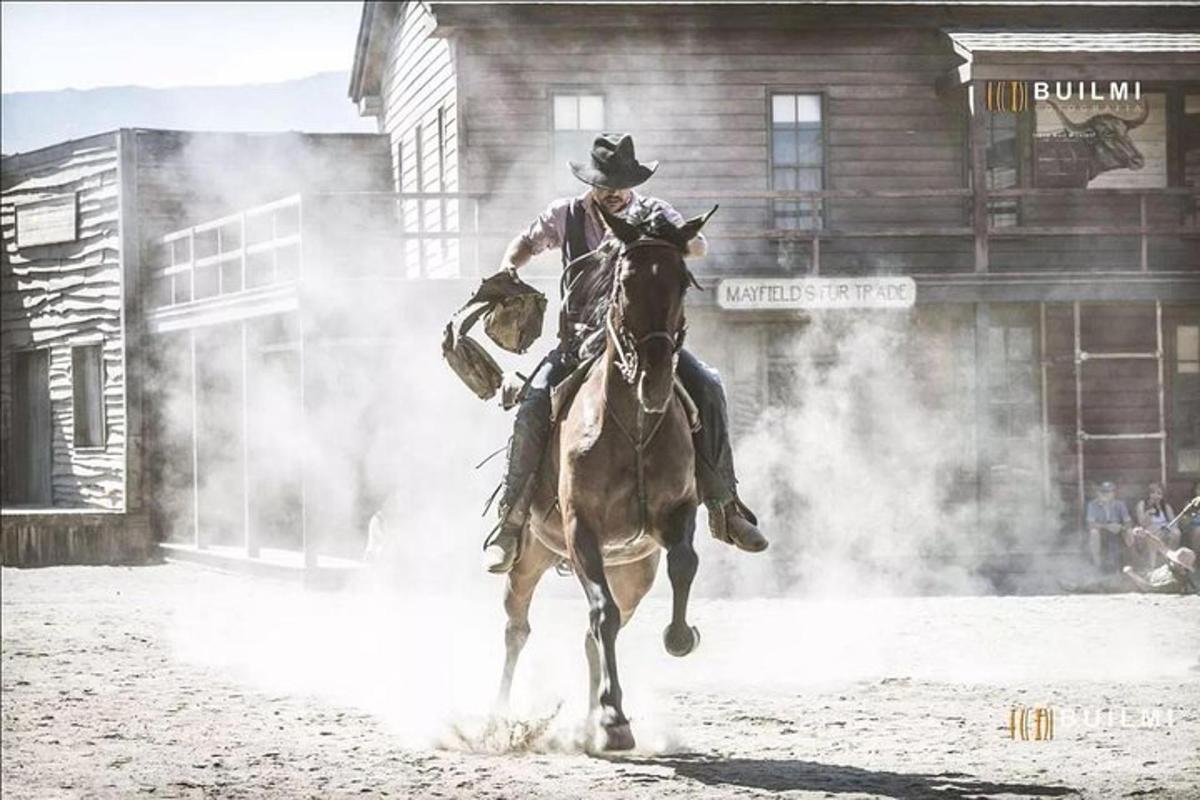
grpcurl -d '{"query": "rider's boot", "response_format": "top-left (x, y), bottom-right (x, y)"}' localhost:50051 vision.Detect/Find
top-left (705, 495), bottom-right (768, 553)
top-left (678, 350), bottom-right (768, 553)
top-left (696, 448), bottom-right (769, 553)
top-left (484, 387), bottom-right (552, 573)
top-left (483, 500), bottom-right (525, 574)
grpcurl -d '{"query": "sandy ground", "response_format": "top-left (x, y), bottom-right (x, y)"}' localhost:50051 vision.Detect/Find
top-left (3, 563), bottom-right (1199, 799)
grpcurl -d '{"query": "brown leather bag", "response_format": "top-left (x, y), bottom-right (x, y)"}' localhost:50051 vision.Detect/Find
top-left (468, 271), bottom-right (547, 354)
top-left (442, 272), bottom-right (547, 400)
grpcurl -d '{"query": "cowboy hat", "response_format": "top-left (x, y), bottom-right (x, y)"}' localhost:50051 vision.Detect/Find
top-left (1165, 547), bottom-right (1196, 573)
top-left (569, 133), bottom-right (658, 190)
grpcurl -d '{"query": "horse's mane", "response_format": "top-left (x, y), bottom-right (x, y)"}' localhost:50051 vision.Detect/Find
top-left (563, 212), bottom-right (703, 358)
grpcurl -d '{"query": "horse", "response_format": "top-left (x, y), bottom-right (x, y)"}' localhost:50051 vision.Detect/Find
top-left (494, 204), bottom-right (716, 752)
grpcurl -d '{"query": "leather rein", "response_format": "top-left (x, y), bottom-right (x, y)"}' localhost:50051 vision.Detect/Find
top-left (602, 237), bottom-right (690, 545)
top-left (605, 238), bottom-right (688, 388)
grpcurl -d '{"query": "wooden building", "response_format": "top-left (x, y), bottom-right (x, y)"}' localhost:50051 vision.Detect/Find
top-left (1, 129), bottom-right (389, 566)
top-left (348, 1), bottom-right (1200, 551)
top-left (4, 1), bottom-right (1196, 572)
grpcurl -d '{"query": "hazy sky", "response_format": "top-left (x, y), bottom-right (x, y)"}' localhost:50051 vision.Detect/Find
top-left (1, 1), bottom-right (364, 93)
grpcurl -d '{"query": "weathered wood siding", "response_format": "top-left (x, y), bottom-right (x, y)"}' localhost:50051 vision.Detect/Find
top-left (456, 25), bottom-right (971, 275)
top-left (436, 10), bottom-right (1197, 277)
top-left (381, 1), bottom-right (459, 277)
top-left (1, 510), bottom-right (155, 566)
top-left (1, 135), bottom-right (126, 509)
top-left (133, 130), bottom-right (391, 247)
top-left (1042, 302), bottom-right (1197, 514)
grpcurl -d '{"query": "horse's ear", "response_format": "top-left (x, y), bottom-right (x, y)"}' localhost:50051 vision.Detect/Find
top-left (678, 205), bottom-right (718, 243)
top-left (597, 203), bottom-right (642, 245)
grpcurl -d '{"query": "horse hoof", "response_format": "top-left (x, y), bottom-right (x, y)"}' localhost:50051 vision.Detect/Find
top-left (663, 624), bottom-right (701, 657)
top-left (601, 722), bottom-right (636, 752)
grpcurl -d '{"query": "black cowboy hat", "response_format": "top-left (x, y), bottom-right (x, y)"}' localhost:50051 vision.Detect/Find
top-left (569, 133), bottom-right (658, 190)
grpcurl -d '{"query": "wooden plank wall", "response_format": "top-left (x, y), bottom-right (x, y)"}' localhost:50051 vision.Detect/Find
top-left (1, 135), bottom-right (126, 509)
top-left (1, 511), bottom-right (155, 566)
top-left (381, 2), bottom-right (459, 278)
top-left (133, 130), bottom-right (391, 248)
top-left (456, 24), bottom-right (971, 275)
top-left (1043, 302), bottom-right (1181, 519)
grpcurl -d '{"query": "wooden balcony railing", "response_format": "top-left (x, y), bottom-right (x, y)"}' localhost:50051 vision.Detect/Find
top-left (147, 186), bottom-right (1199, 306)
top-left (148, 195), bottom-right (303, 310)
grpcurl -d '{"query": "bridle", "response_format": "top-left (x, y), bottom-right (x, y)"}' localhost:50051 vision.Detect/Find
top-left (605, 238), bottom-right (688, 386)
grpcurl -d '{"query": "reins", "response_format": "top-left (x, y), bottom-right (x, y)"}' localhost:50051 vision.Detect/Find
top-left (602, 236), bottom-right (689, 544)
top-left (605, 237), bottom-right (686, 387)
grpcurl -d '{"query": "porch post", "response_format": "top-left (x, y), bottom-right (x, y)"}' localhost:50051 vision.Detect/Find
top-left (974, 302), bottom-right (992, 518)
top-left (241, 321), bottom-right (257, 558)
top-left (190, 328), bottom-right (203, 549)
top-left (969, 81), bottom-right (989, 274)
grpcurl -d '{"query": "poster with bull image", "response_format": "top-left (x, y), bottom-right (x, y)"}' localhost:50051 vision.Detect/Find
top-left (1034, 93), bottom-right (1167, 189)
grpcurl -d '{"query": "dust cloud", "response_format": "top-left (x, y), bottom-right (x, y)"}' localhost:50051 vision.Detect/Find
top-left (153, 129), bottom-right (1081, 755)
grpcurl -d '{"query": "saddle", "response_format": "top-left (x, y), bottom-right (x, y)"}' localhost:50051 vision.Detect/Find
top-left (549, 356), bottom-right (702, 433)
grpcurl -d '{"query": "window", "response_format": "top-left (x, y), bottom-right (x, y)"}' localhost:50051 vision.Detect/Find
top-left (1184, 94), bottom-right (1200, 189)
top-left (770, 93), bottom-right (823, 230)
top-left (553, 93), bottom-right (605, 193)
top-left (72, 344), bottom-right (105, 447)
top-left (985, 110), bottom-right (1024, 226)
top-left (985, 319), bottom-right (1040, 483)
top-left (1174, 324), bottom-right (1200, 473)
top-left (394, 139), bottom-right (404, 192)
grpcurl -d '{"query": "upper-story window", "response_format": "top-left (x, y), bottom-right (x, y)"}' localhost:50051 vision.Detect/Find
top-left (1173, 323), bottom-right (1200, 474)
top-left (553, 93), bottom-right (605, 194)
top-left (985, 110), bottom-right (1025, 226)
top-left (770, 93), bottom-right (823, 230)
top-left (1184, 94), bottom-right (1200, 189)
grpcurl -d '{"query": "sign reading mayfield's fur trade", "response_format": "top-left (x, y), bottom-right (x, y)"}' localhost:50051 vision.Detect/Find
top-left (717, 277), bottom-right (917, 310)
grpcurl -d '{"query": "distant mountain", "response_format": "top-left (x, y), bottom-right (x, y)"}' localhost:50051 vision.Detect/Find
top-left (2, 71), bottom-right (377, 155)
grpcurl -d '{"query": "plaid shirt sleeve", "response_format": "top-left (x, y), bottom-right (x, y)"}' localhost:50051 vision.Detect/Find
top-left (520, 197), bottom-right (571, 256)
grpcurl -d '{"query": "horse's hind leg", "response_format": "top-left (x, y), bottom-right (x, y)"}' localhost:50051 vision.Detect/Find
top-left (495, 534), bottom-right (557, 714)
top-left (568, 518), bottom-right (634, 751)
top-left (584, 552), bottom-right (661, 718)
top-left (663, 503), bottom-right (702, 657)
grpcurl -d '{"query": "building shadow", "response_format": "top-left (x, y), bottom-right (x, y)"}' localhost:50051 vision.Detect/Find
top-left (615, 754), bottom-right (1077, 798)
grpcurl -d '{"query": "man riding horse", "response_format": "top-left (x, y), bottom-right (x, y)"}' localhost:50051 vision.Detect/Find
top-left (483, 133), bottom-right (768, 573)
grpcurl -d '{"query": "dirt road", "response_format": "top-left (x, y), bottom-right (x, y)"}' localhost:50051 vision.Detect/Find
top-left (3, 563), bottom-right (1198, 798)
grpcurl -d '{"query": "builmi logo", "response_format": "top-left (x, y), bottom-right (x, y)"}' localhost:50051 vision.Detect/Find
top-left (985, 80), bottom-right (1143, 112)
top-left (986, 81), bottom-right (1031, 113)
top-left (1008, 705), bottom-right (1054, 741)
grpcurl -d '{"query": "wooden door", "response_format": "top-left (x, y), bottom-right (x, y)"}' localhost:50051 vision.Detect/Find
top-left (11, 349), bottom-right (52, 505)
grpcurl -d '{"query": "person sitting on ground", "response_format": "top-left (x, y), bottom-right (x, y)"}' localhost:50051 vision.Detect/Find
top-left (1085, 480), bottom-right (1132, 572)
top-left (1133, 482), bottom-right (1181, 567)
top-left (1122, 529), bottom-right (1196, 595)
top-left (1185, 481), bottom-right (1200, 551)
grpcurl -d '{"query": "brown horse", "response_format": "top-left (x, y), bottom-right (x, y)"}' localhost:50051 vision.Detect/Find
top-left (495, 205), bottom-right (716, 751)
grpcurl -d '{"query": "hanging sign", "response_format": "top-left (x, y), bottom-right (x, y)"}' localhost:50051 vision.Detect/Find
top-left (716, 277), bottom-right (916, 310)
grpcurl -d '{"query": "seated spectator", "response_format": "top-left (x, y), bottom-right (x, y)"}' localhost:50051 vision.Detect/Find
top-left (1085, 480), bottom-right (1131, 572)
top-left (1133, 482), bottom-right (1181, 567)
top-left (1186, 482), bottom-right (1200, 551)
top-left (1061, 540), bottom-right (1196, 595)
top-left (1122, 529), bottom-right (1196, 595)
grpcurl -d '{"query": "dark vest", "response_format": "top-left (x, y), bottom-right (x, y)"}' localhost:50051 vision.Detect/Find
top-left (557, 198), bottom-right (612, 355)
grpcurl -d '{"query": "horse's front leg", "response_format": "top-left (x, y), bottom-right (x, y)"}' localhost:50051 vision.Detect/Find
top-left (663, 502), bottom-right (701, 657)
top-left (496, 534), bottom-right (556, 714)
top-left (567, 513), bottom-right (634, 751)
